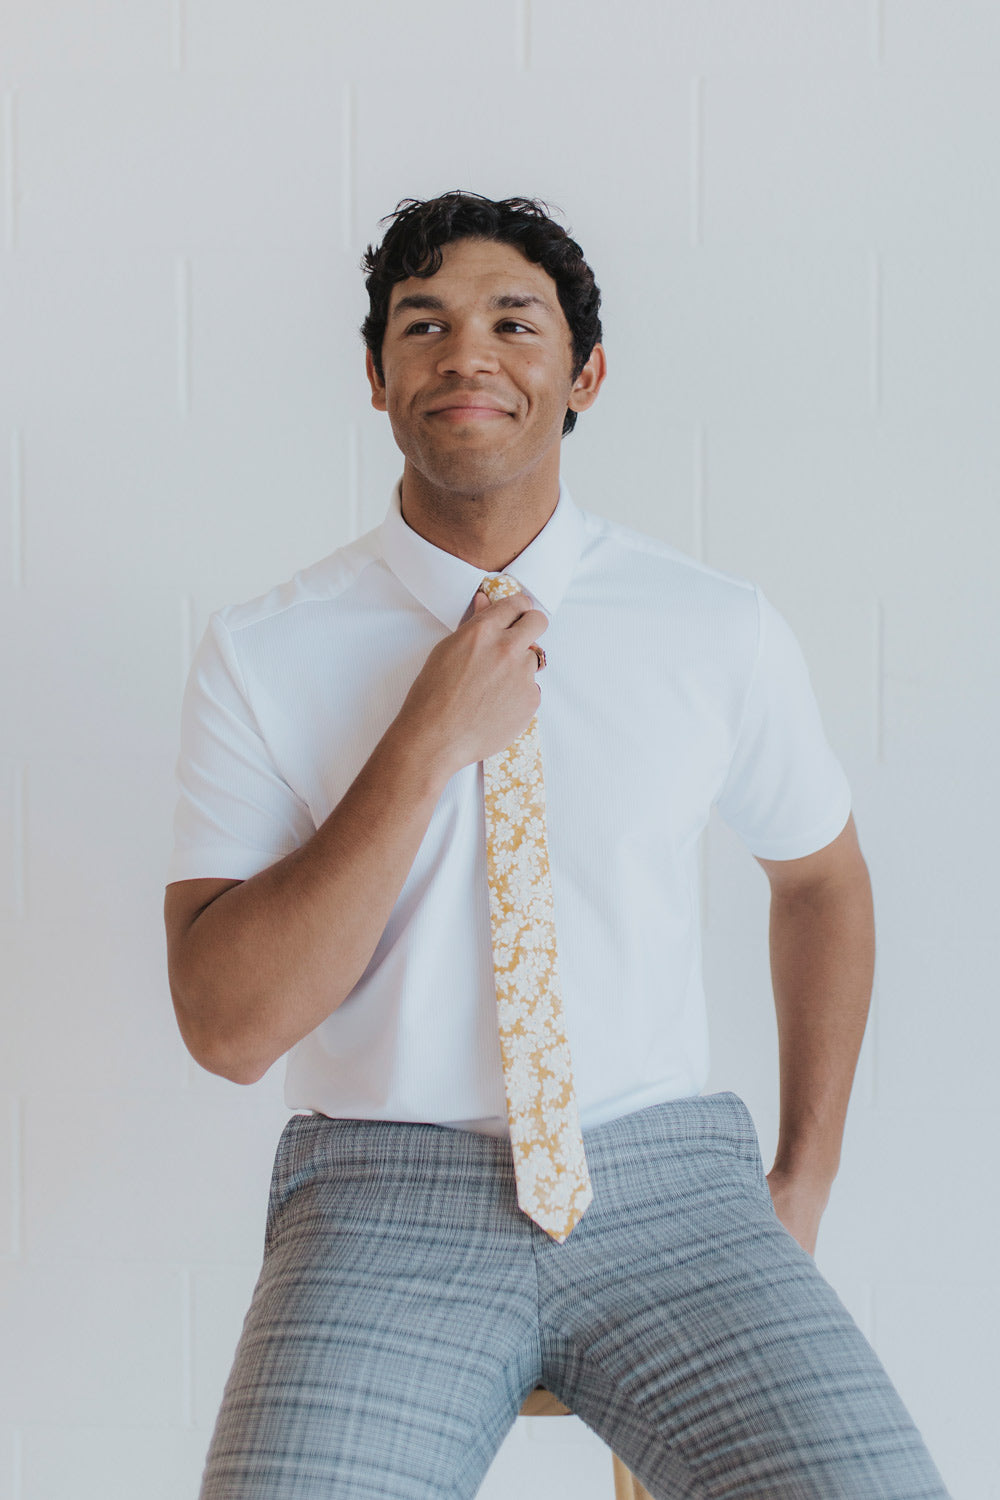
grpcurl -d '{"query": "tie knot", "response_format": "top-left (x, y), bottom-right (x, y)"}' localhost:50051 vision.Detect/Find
top-left (479, 573), bottom-right (523, 604)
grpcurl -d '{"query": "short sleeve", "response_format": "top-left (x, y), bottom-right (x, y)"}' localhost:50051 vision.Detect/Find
top-left (166, 613), bottom-right (316, 883)
top-left (715, 588), bottom-right (852, 860)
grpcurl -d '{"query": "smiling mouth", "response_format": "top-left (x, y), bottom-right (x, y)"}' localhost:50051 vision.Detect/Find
top-left (427, 406), bottom-right (511, 421)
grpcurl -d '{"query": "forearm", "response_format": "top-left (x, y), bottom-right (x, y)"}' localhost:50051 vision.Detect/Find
top-left (768, 859), bottom-right (875, 1187)
top-left (170, 718), bottom-right (452, 1084)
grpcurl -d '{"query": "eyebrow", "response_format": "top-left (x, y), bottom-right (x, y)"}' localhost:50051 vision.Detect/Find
top-left (389, 291), bottom-right (557, 321)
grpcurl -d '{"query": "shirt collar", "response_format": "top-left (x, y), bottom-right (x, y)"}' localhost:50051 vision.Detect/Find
top-left (377, 476), bottom-right (588, 631)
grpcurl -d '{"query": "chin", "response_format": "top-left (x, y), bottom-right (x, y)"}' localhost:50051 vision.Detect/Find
top-left (414, 448), bottom-right (512, 492)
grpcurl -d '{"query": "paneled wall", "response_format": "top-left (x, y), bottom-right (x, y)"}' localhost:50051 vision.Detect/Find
top-left (2, 3), bottom-right (997, 1495)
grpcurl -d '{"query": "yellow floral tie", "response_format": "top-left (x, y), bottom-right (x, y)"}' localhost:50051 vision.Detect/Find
top-left (478, 572), bottom-right (593, 1243)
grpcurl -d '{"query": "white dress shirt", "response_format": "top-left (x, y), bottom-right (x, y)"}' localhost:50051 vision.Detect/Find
top-left (168, 479), bottom-right (851, 1135)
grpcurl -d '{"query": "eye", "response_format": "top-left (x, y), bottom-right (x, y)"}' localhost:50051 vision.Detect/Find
top-left (405, 320), bottom-right (445, 335)
top-left (498, 320), bottom-right (532, 334)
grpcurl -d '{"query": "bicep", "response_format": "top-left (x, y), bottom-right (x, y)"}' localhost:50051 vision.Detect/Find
top-left (164, 876), bottom-right (243, 965)
top-left (754, 813), bottom-right (867, 901)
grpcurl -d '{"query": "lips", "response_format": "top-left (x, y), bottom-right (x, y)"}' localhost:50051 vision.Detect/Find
top-left (426, 396), bottom-right (512, 416)
top-left (429, 409), bottom-right (510, 424)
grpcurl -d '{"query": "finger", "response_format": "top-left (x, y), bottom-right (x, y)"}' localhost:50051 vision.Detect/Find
top-left (475, 589), bottom-right (545, 627)
top-left (474, 585), bottom-right (528, 609)
top-left (472, 590), bottom-right (549, 646)
top-left (505, 604), bottom-right (549, 639)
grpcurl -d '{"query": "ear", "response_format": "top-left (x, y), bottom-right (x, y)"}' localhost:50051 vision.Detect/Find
top-left (365, 347), bottom-right (388, 412)
top-left (567, 342), bottom-right (607, 414)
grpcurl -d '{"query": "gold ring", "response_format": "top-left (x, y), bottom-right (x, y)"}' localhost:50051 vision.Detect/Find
top-left (531, 645), bottom-right (546, 671)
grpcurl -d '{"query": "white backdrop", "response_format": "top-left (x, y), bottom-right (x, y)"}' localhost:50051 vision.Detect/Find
top-left (2, 3), bottom-right (998, 1496)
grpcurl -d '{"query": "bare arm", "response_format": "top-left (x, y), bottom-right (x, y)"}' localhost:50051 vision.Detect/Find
top-left (164, 588), bottom-right (547, 1086)
top-left (754, 812), bottom-right (875, 1254)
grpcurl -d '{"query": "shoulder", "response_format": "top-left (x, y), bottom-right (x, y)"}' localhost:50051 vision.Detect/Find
top-left (213, 526), bottom-right (384, 643)
top-left (576, 506), bottom-right (762, 632)
top-left (581, 507), bottom-right (757, 594)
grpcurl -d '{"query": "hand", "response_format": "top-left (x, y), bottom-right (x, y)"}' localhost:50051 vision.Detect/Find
top-left (765, 1165), bottom-right (832, 1257)
top-left (395, 588), bottom-right (549, 778)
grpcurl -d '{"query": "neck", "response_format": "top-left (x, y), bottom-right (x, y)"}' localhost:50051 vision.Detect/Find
top-left (398, 458), bottom-right (560, 572)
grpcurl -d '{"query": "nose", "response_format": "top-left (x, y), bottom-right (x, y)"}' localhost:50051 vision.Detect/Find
top-left (434, 324), bottom-right (500, 378)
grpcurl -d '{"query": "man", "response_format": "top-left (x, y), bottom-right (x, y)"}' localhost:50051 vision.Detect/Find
top-left (165, 191), bottom-right (949, 1497)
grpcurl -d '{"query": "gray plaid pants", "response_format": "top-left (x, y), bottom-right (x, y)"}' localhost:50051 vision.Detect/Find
top-left (199, 1091), bottom-right (951, 1498)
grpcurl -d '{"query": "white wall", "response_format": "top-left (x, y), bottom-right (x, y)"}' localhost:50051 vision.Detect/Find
top-left (2, 2), bottom-right (998, 1496)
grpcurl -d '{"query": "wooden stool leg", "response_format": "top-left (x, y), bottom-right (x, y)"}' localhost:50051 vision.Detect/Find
top-left (611, 1449), bottom-right (655, 1500)
top-left (611, 1451), bottom-right (636, 1500)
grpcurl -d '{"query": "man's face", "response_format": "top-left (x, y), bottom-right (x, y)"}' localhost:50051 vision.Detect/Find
top-left (366, 236), bottom-right (602, 494)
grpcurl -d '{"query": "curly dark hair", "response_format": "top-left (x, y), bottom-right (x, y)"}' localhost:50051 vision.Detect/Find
top-left (360, 190), bottom-right (603, 437)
